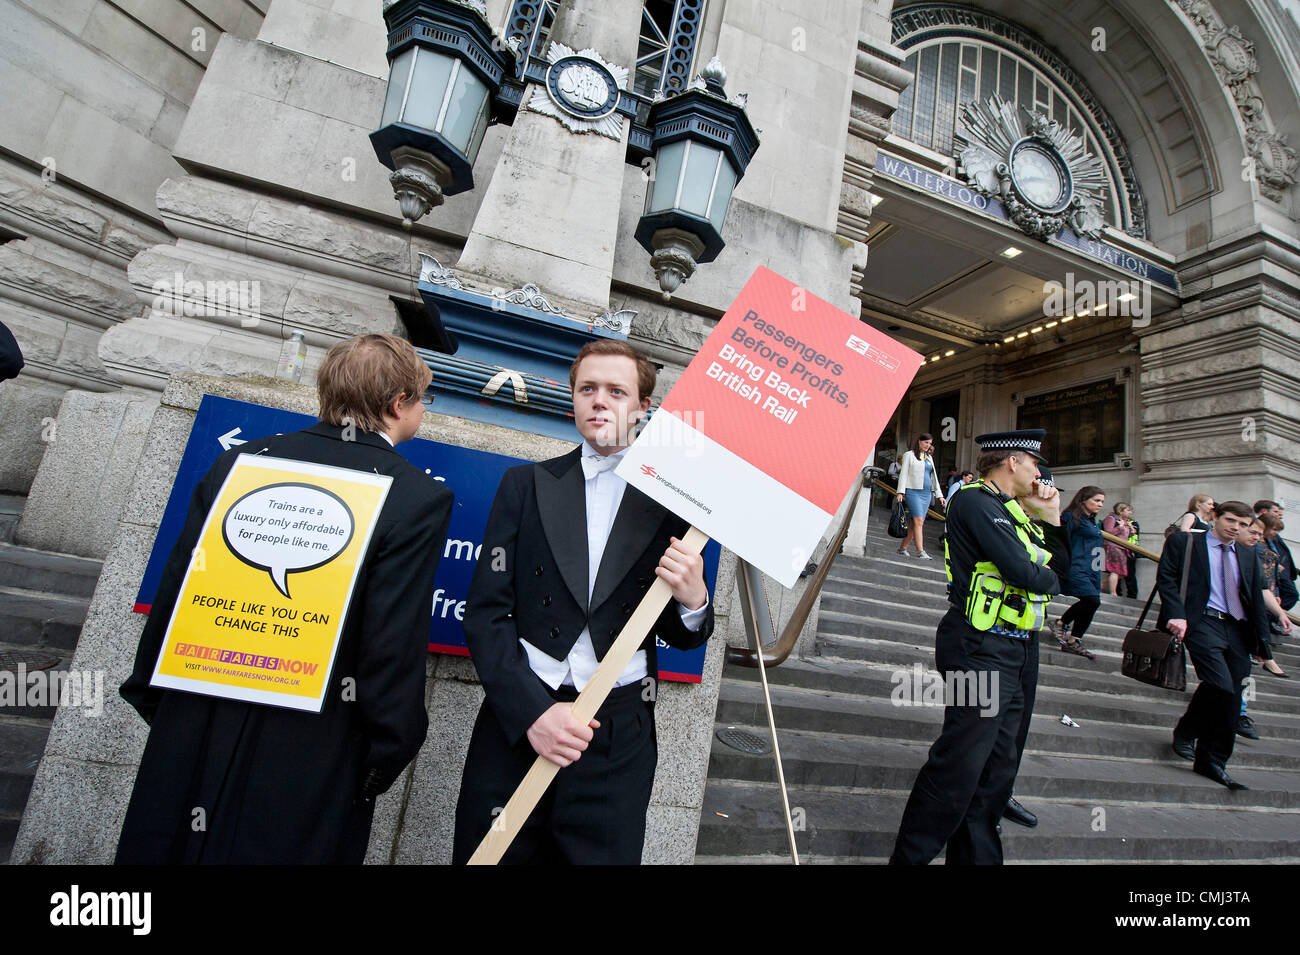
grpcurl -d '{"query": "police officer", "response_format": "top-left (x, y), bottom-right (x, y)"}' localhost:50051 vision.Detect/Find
top-left (891, 429), bottom-right (1061, 865)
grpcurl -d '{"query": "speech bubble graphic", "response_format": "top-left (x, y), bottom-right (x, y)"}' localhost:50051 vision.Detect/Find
top-left (221, 483), bottom-right (355, 598)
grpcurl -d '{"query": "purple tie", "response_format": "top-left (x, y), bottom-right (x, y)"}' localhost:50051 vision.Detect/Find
top-left (1221, 541), bottom-right (1246, 620)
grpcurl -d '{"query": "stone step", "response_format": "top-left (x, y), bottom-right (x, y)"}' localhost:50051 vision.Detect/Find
top-left (0, 717), bottom-right (53, 858)
top-left (728, 652), bottom-right (1300, 718)
top-left (0, 814), bottom-right (18, 867)
top-left (0, 542), bottom-right (102, 598)
top-left (822, 575), bottom-right (1165, 628)
top-left (714, 679), bottom-right (1300, 770)
top-left (0, 495), bottom-right (23, 545)
top-left (816, 607), bottom-right (1300, 667)
top-left (707, 729), bottom-right (1300, 810)
top-left (0, 586), bottom-right (89, 652)
top-left (701, 510), bottom-right (1300, 864)
top-left (698, 778), bottom-right (1300, 861)
top-left (819, 589), bottom-right (1166, 637)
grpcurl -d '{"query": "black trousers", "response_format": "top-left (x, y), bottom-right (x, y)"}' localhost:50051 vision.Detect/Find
top-left (1123, 563), bottom-right (1140, 599)
top-left (452, 681), bottom-right (656, 865)
top-left (1174, 617), bottom-right (1253, 766)
top-left (1061, 595), bottom-right (1100, 638)
top-left (891, 609), bottom-right (1039, 865)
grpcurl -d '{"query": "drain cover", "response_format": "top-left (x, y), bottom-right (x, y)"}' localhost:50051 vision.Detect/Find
top-left (716, 727), bottom-right (772, 755)
top-left (0, 651), bottom-right (62, 672)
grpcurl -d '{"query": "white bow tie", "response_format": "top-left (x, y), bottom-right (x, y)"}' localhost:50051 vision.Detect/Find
top-left (581, 453), bottom-right (623, 480)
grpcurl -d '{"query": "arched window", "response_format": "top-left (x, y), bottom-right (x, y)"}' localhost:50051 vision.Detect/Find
top-left (891, 4), bottom-right (1145, 238)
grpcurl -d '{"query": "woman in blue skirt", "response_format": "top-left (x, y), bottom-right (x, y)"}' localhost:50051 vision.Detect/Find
top-left (894, 433), bottom-right (945, 559)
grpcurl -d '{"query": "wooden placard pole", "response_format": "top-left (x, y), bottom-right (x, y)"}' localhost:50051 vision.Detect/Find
top-left (467, 525), bottom-right (711, 865)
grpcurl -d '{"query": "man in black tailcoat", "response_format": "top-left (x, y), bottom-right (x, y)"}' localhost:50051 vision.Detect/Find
top-left (117, 334), bottom-right (453, 863)
top-left (452, 339), bottom-right (713, 865)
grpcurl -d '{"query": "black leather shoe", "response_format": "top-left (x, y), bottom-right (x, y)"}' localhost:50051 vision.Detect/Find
top-left (1237, 716), bottom-right (1260, 740)
top-left (1193, 761), bottom-right (1248, 791)
top-left (1171, 737), bottom-right (1196, 761)
top-left (1002, 796), bottom-right (1038, 828)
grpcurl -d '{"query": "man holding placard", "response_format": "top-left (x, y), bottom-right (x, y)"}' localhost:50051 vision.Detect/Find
top-left (452, 340), bottom-right (713, 865)
top-left (116, 334), bottom-right (454, 864)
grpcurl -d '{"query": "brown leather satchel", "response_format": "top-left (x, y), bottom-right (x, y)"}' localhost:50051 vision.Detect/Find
top-left (1121, 539), bottom-right (1192, 691)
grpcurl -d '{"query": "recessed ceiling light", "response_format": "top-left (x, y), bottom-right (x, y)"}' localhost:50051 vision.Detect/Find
top-left (1118, 292), bottom-right (1136, 302)
top-left (1031, 326), bottom-right (1043, 333)
top-left (931, 355), bottom-right (941, 361)
top-left (1001, 246), bottom-right (1022, 258)
top-left (1003, 335), bottom-right (1015, 343)
top-left (1045, 320), bottom-right (1058, 328)
top-left (944, 349), bottom-right (955, 356)
top-left (1016, 331), bottom-right (1028, 338)
top-left (1095, 303), bottom-right (1108, 312)
top-left (1063, 314), bottom-right (1077, 321)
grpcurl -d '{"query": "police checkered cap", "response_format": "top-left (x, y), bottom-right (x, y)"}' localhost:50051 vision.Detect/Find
top-left (975, 428), bottom-right (1048, 465)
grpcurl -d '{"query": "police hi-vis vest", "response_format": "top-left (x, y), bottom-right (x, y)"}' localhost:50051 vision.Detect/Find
top-left (945, 481), bottom-right (1054, 632)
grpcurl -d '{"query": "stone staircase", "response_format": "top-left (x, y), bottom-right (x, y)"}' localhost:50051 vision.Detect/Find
top-left (698, 516), bottom-right (1300, 863)
top-left (0, 511), bottom-right (102, 864)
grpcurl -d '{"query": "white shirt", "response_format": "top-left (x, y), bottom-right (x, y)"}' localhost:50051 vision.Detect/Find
top-left (521, 441), bottom-right (709, 691)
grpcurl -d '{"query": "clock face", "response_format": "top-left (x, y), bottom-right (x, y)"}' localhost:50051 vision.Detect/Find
top-left (1010, 140), bottom-right (1072, 213)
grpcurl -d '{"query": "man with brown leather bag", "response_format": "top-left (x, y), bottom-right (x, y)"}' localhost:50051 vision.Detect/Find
top-left (1158, 501), bottom-right (1270, 790)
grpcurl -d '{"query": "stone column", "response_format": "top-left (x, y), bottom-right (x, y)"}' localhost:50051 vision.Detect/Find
top-left (842, 0), bottom-right (912, 297)
top-left (1133, 234), bottom-right (1300, 544)
top-left (454, 0), bottom-right (644, 309)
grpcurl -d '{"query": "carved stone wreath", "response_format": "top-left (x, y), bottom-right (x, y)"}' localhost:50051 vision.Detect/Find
top-left (1174, 0), bottom-right (1297, 202)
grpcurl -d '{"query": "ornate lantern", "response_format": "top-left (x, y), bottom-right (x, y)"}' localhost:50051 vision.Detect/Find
top-left (370, 0), bottom-right (513, 227)
top-left (635, 58), bottom-right (760, 299)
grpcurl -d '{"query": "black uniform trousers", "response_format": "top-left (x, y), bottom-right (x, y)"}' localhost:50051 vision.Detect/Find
top-left (891, 608), bottom-right (1038, 865)
top-left (452, 681), bottom-right (656, 864)
top-left (1174, 616), bottom-right (1253, 767)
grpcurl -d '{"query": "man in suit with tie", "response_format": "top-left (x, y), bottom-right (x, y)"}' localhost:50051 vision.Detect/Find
top-left (1160, 500), bottom-right (1270, 790)
top-left (452, 339), bottom-right (714, 864)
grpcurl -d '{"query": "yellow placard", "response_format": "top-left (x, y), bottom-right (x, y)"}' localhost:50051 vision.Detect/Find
top-left (150, 455), bottom-right (392, 712)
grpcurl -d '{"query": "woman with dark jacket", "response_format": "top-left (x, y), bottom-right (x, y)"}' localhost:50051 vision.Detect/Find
top-left (1051, 485), bottom-right (1106, 660)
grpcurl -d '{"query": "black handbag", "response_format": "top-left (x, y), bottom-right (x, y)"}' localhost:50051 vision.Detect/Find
top-left (1121, 539), bottom-right (1192, 691)
top-left (887, 500), bottom-right (909, 539)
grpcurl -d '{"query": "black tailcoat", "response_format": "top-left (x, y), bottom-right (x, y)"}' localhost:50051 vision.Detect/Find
top-left (462, 446), bottom-right (714, 745)
top-left (116, 423), bottom-right (453, 864)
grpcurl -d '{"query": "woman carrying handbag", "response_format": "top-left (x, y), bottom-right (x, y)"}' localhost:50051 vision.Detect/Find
top-left (1052, 486), bottom-right (1106, 659)
top-left (894, 433), bottom-right (945, 560)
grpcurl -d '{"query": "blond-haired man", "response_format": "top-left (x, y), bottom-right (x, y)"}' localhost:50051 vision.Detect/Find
top-left (118, 334), bottom-right (453, 863)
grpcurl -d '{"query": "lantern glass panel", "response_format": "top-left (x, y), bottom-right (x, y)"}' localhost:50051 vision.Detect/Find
top-left (708, 156), bottom-right (737, 231)
top-left (403, 48), bottom-right (456, 132)
top-left (381, 48), bottom-right (415, 127)
top-left (679, 142), bottom-right (723, 218)
top-left (443, 66), bottom-right (490, 154)
top-left (646, 140), bottom-right (686, 213)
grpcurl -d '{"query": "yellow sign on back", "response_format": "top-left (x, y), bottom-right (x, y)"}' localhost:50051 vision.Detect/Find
top-left (150, 455), bottom-right (392, 712)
